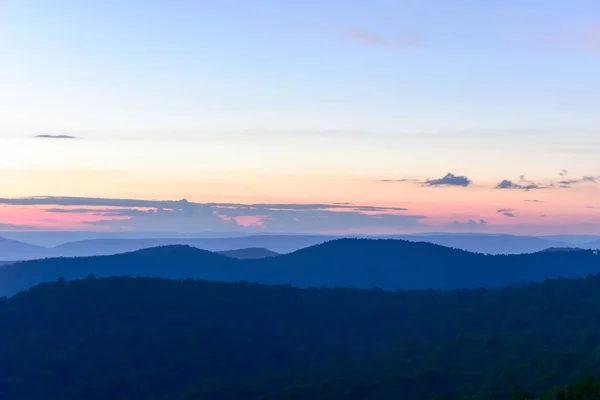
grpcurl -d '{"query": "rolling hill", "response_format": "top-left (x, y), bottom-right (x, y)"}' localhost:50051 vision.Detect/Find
top-left (0, 233), bottom-right (581, 262)
top-left (1, 239), bottom-right (599, 297)
top-left (0, 237), bottom-right (49, 261)
top-left (50, 234), bottom-right (331, 257)
top-left (216, 247), bottom-right (279, 259)
top-left (387, 234), bottom-right (574, 254)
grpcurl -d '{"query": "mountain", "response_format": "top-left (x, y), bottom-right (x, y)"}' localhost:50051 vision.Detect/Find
top-left (216, 247), bottom-right (279, 259)
top-left (1, 239), bottom-right (599, 297)
top-left (386, 233), bottom-right (574, 254)
top-left (0, 230), bottom-right (266, 247)
top-left (5, 274), bottom-right (600, 399)
top-left (539, 247), bottom-right (584, 253)
top-left (0, 233), bottom-right (583, 261)
top-left (583, 238), bottom-right (600, 249)
top-left (51, 234), bottom-right (333, 257)
top-left (539, 234), bottom-right (600, 245)
top-left (0, 237), bottom-right (49, 261)
top-left (52, 233), bottom-right (576, 256)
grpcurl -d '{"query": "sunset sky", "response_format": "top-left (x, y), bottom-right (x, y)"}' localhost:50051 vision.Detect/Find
top-left (1, 0), bottom-right (599, 234)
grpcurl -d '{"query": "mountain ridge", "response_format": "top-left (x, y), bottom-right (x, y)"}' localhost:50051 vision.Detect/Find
top-left (2, 232), bottom-right (596, 261)
top-left (1, 239), bottom-right (598, 297)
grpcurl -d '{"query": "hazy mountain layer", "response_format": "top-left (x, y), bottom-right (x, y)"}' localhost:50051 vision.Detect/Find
top-left (1, 239), bottom-right (599, 297)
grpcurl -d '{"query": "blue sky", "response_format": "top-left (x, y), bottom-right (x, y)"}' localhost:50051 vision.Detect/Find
top-left (0, 0), bottom-right (599, 233)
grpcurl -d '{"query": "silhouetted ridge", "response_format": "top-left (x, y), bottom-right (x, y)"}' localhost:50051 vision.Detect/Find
top-left (1, 238), bottom-right (599, 297)
top-left (539, 247), bottom-right (585, 253)
top-left (118, 244), bottom-right (226, 258)
top-left (217, 247), bottom-right (279, 259)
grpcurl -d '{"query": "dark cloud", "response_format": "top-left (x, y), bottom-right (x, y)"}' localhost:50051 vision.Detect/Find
top-left (423, 173), bottom-right (472, 187)
top-left (445, 219), bottom-right (487, 230)
top-left (0, 196), bottom-right (425, 233)
top-left (558, 175), bottom-right (599, 188)
top-left (35, 135), bottom-right (78, 139)
top-left (559, 169), bottom-right (568, 177)
top-left (494, 180), bottom-right (545, 191)
top-left (497, 209), bottom-right (517, 218)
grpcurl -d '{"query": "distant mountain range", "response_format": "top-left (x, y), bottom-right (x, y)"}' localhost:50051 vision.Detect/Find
top-left (1, 233), bottom-right (599, 262)
top-left (0, 247), bottom-right (278, 265)
top-left (1, 239), bottom-right (599, 297)
top-left (384, 234), bottom-right (581, 255)
top-left (0, 235), bottom-right (326, 261)
top-left (0, 237), bottom-right (49, 261)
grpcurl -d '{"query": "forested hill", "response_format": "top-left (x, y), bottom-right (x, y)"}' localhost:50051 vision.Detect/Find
top-left (1, 239), bottom-right (599, 297)
top-left (4, 275), bottom-right (600, 399)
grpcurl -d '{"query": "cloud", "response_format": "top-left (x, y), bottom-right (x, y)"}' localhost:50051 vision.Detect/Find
top-left (379, 173), bottom-right (471, 187)
top-left (495, 172), bottom-right (598, 190)
top-left (558, 175), bottom-right (599, 188)
top-left (0, 196), bottom-right (426, 233)
top-left (524, 199), bottom-right (545, 203)
top-left (379, 178), bottom-right (421, 183)
top-left (424, 173), bottom-right (472, 187)
top-left (494, 179), bottom-right (545, 191)
top-left (35, 135), bottom-right (78, 139)
top-left (445, 219), bottom-right (487, 230)
top-left (497, 209), bottom-right (517, 218)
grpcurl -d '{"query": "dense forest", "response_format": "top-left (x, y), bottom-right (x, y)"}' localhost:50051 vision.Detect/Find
top-left (1, 239), bottom-right (599, 297)
top-left (3, 275), bottom-right (600, 399)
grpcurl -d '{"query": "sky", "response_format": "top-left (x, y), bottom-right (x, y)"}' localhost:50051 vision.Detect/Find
top-left (0, 0), bottom-right (599, 235)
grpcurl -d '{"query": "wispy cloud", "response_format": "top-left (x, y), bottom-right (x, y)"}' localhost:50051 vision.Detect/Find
top-left (445, 219), bottom-right (487, 230)
top-left (557, 172), bottom-right (599, 188)
top-left (524, 199), bottom-right (545, 203)
top-left (35, 135), bottom-right (78, 140)
top-left (494, 179), bottom-right (545, 191)
top-left (0, 196), bottom-right (426, 233)
top-left (379, 178), bottom-right (420, 183)
top-left (497, 208), bottom-right (517, 218)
